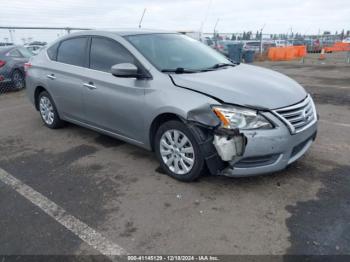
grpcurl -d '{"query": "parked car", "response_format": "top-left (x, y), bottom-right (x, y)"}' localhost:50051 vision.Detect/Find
top-left (243, 41), bottom-right (276, 53)
top-left (214, 40), bottom-right (239, 56)
top-left (26, 30), bottom-right (318, 181)
top-left (292, 40), bottom-right (307, 46)
top-left (243, 41), bottom-right (261, 52)
top-left (25, 45), bottom-right (44, 55)
top-left (263, 41), bottom-right (277, 51)
top-left (342, 37), bottom-right (350, 43)
top-left (201, 37), bottom-right (215, 48)
top-left (306, 39), bottom-right (322, 53)
top-left (0, 45), bottom-right (33, 90)
top-left (0, 42), bottom-right (14, 47)
top-left (274, 40), bottom-right (292, 47)
top-left (27, 41), bottom-right (47, 46)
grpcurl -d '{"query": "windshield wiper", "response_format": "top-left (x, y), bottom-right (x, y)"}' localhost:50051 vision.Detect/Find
top-left (209, 63), bottom-right (237, 69)
top-left (161, 68), bottom-right (199, 74)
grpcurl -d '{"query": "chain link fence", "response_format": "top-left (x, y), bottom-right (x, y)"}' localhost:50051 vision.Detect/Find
top-left (0, 28), bottom-right (85, 94)
top-left (201, 32), bottom-right (350, 64)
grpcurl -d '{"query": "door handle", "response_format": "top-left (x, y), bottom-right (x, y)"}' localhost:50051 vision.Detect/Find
top-left (47, 74), bottom-right (56, 80)
top-left (83, 82), bottom-right (96, 90)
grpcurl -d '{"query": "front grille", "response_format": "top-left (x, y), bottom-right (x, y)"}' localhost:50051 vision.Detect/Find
top-left (274, 95), bottom-right (317, 134)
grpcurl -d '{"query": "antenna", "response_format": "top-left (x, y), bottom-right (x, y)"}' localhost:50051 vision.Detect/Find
top-left (259, 23), bottom-right (266, 55)
top-left (139, 8), bottom-right (147, 29)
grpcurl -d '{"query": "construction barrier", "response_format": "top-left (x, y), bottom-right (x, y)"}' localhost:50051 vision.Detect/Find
top-left (324, 42), bottom-right (350, 52)
top-left (267, 46), bottom-right (307, 61)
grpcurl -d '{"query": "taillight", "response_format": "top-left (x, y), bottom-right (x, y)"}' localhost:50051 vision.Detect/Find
top-left (0, 60), bottom-right (6, 68)
top-left (24, 62), bottom-right (32, 76)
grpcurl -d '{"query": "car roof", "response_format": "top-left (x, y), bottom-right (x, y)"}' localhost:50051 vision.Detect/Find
top-left (66, 29), bottom-right (177, 37)
top-left (0, 45), bottom-right (18, 54)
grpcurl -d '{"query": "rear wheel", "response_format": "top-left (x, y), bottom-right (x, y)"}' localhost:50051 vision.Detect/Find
top-left (11, 70), bottom-right (25, 90)
top-left (38, 91), bottom-right (64, 129)
top-left (155, 120), bottom-right (205, 182)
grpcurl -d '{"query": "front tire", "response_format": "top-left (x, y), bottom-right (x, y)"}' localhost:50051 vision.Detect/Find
top-left (38, 91), bottom-right (64, 129)
top-left (155, 120), bottom-right (206, 182)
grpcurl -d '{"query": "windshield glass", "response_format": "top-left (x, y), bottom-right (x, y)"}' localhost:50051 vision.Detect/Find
top-left (125, 33), bottom-right (230, 71)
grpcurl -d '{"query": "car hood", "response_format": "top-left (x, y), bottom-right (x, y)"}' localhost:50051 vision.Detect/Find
top-left (170, 64), bottom-right (307, 109)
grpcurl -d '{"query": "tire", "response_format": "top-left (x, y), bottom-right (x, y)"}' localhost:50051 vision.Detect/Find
top-left (11, 69), bottom-right (25, 90)
top-left (38, 91), bottom-right (64, 129)
top-left (154, 120), bottom-right (206, 182)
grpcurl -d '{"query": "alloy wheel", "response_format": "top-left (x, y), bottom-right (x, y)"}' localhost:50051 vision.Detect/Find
top-left (160, 129), bottom-right (195, 175)
top-left (39, 96), bottom-right (55, 125)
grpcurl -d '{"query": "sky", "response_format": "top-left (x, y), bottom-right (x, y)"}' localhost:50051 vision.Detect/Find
top-left (1, 0), bottom-right (349, 43)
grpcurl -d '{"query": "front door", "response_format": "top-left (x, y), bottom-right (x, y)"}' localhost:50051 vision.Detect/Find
top-left (83, 37), bottom-right (147, 142)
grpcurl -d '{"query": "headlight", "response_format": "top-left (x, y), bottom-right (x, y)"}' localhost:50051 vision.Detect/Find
top-left (212, 105), bottom-right (273, 130)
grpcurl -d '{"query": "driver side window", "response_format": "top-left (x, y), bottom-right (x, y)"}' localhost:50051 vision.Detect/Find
top-left (90, 37), bottom-right (135, 73)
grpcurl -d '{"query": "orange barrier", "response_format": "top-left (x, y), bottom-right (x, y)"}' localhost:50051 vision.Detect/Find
top-left (294, 46), bottom-right (307, 57)
top-left (325, 42), bottom-right (350, 52)
top-left (268, 46), bottom-right (307, 61)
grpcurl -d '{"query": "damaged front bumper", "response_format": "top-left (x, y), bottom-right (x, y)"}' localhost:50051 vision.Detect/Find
top-left (220, 112), bottom-right (317, 177)
top-left (187, 105), bottom-right (317, 177)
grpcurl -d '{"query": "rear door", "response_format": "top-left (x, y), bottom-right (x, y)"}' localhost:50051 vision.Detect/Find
top-left (83, 36), bottom-right (146, 142)
top-left (47, 37), bottom-right (89, 121)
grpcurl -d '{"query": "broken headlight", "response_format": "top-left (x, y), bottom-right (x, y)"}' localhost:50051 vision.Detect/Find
top-left (212, 105), bottom-right (273, 130)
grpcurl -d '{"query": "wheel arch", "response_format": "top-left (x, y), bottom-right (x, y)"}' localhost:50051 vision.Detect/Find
top-left (149, 113), bottom-right (184, 151)
top-left (34, 86), bottom-right (48, 110)
top-left (11, 67), bottom-right (24, 76)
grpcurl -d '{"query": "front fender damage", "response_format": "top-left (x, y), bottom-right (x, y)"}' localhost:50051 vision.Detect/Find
top-left (186, 105), bottom-right (247, 175)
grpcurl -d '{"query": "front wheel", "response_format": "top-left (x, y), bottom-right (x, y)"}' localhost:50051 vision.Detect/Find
top-left (154, 120), bottom-right (206, 182)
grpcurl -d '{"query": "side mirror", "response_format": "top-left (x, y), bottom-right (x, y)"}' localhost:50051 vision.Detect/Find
top-left (111, 63), bottom-right (139, 78)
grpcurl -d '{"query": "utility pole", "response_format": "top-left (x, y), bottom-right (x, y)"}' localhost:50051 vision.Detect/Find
top-left (259, 24), bottom-right (265, 55)
top-left (139, 8), bottom-right (147, 29)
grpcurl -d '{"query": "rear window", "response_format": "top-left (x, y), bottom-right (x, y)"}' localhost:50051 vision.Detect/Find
top-left (7, 49), bottom-right (22, 57)
top-left (57, 37), bottom-right (88, 67)
top-left (18, 47), bottom-right (34, 58)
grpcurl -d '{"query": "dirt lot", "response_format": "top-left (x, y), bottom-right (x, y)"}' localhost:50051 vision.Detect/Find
top-left (0, 56), bottom-right (349, 258)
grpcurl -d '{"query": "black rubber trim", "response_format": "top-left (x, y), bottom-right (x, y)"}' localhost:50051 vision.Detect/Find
top-left (187, 124), bottom-right (227, 175)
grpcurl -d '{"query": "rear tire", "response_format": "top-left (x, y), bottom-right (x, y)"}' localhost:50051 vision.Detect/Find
top-left (11, 70), bottom-right (25, 90)
top-left (155, 120), bottom-right (205, 182)
top-left (38, 91), bottom-right (64, 129)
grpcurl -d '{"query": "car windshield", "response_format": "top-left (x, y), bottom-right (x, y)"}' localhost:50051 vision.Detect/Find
top-left (125, 33), bottom-right (230, 72)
